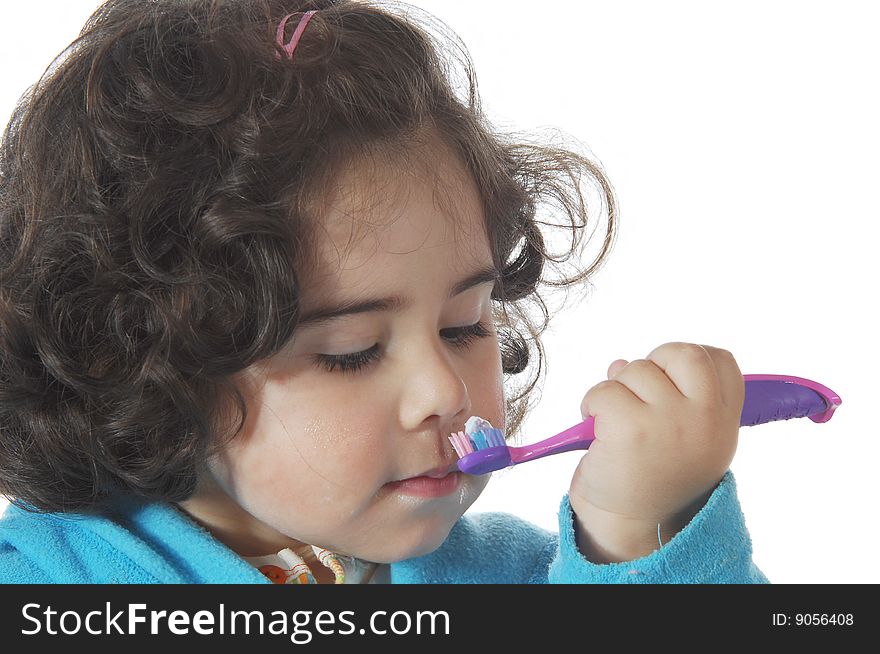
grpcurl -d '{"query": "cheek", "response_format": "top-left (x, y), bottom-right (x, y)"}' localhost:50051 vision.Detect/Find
top-left (211, 399), bottom-right (391, 511)
top-left (469, 335), bottom-right (507, 432)
top-left (295, 414), bottom-right (389, 481)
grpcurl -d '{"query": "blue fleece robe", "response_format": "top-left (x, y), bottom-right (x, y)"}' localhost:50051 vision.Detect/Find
top-left (0, 470), bottom-right (768, 583)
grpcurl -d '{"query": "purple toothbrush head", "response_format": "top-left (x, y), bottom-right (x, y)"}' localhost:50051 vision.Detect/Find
top-left (448, 417), bottom-right (510, 475)
top-left (454, 446), bottom-right (511, 475)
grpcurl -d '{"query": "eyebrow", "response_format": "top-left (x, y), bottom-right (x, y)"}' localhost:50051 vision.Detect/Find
top-left (297, 265), bottom-right (500, 328)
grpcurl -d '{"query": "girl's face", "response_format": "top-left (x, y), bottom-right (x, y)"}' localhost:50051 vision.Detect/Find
top-left (178, 140), bottom-right (504, 563)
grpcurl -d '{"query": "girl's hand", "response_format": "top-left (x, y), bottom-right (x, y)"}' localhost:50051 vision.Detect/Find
top-left (569, 342), bottom-right (745, 563)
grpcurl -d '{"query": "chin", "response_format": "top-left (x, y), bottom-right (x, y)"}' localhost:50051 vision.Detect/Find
top-left (368, 510), bottom-right (463, 564)
top-left (356, 477), bottom-right (487, 563)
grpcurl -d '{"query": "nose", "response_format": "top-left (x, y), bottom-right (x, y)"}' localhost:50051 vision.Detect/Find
top-left (398, 335), bottom-right (470, 431)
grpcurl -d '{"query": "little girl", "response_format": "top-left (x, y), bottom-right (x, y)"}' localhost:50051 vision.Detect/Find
top-left (0, 0), bottom-right (766, 583)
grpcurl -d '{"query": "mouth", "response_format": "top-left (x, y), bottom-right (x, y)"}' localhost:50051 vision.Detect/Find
top-left (390, 462), bottom-right (457, 482)
top-left (385, 465), bottom-right (463, 498)
top-left (420, 464), bottom-right (458, 479)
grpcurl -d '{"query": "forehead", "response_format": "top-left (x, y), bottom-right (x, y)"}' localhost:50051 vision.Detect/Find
top-left (301, 137), bottom-right (491, 293)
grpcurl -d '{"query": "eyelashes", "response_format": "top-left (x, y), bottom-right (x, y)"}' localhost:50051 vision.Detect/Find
top-left (311, 321), bottom-right (493, 375)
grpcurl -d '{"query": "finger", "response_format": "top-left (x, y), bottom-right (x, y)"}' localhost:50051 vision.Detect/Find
top-left (645, 342), bottom-right (722, 403)
top-left (611, 358), bottom-right (685, 405)
top-left (700, 345), bottom-right (745, 410)
top-left (580, 378), bottom-right (647, 442)
top-left (607, 359), bottom-right (629, 379)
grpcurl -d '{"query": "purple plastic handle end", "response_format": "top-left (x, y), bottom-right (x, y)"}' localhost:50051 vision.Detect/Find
top-left (741, 374), bottom-right (842, 424)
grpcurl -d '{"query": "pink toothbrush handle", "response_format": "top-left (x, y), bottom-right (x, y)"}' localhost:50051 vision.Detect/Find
top-left (508, 417), bottom-right (596, 465)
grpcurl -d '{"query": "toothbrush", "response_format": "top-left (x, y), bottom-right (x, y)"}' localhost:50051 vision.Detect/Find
top-left (449, 374), bottom-right (842, 475)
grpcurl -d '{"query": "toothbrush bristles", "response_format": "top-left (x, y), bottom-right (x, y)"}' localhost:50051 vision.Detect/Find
top-left (448, 434), bottom-right (461, 458)
top-left (448, 428), bottom-right (506, 459)
top-left (448, 431), bottom-right (473, 458)
top-left (487, 428), bottom-right (505, 447)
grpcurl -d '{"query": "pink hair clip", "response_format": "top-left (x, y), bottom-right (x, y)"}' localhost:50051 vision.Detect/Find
top-left (275, 10), bottom-right (318, 62)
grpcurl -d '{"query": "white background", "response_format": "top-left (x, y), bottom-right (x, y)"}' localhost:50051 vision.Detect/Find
top-left (1, 1), bottom-right (875, 583)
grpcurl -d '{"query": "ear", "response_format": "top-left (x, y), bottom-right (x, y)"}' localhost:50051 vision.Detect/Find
top-left (607, 359), bottom-right (629, 379)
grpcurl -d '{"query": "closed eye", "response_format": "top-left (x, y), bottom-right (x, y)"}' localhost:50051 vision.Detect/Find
top-left (311, 321), bottom-right (492, 375)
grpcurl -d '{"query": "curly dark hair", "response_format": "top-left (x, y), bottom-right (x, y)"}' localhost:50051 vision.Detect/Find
top-left (0, 0), bottom-right (617, 514)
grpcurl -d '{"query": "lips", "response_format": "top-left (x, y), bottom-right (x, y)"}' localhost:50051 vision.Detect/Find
top-left (391, 462), bottom-right (456, 482)
top-left (421, 465), bottom-right (455, 479)
top-left (384, 471), bottom-right (463, 498)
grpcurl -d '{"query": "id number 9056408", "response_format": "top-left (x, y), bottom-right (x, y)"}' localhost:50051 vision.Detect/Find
top-left (771, 613), bottom-right (854, 627)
